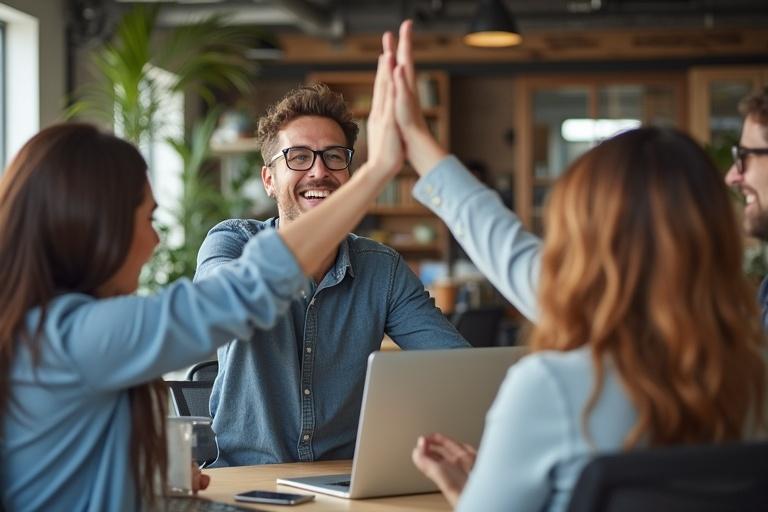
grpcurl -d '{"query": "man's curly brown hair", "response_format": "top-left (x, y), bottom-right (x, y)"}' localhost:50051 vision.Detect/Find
top-left (257, 83), bottom-right (359, 165)
top-left (739, 86), bottom-right (768, 143)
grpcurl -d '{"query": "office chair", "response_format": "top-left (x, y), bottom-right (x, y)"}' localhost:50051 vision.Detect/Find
top-left (566, 441), bottom-right (768, 512)
top-left (166, 380), bottom-right (217, 467)
top-left (450, 307), bottom-right (505, 347)
top-left (167, 380), bottom-right (214, 417)
top-left (185, 360), bottom-right (218, 382)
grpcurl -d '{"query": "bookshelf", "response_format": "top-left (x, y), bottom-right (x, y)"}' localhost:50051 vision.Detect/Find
top-left (307, 70), bottom-right (451, 270)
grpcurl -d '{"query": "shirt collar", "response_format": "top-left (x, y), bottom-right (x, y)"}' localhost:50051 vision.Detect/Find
top-left (271, 217), bottom-right (355, 284)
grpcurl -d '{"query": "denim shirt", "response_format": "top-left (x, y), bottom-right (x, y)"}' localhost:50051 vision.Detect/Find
top-left (759, 276), bottom-right (768, 328)
top-left (195, 218), bottom-right (468, 466)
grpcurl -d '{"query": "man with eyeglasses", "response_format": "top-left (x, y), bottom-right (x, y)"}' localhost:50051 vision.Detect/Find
top-left (725, 86), bottom-right (768, 326)
top-left (195, 83), bottom-right (469, 467)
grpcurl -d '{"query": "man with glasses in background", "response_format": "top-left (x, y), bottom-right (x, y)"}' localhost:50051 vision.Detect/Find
top-left (195, 83), bottom-right (468, 467)
top-left (725, 87), bottom-right (768, 326)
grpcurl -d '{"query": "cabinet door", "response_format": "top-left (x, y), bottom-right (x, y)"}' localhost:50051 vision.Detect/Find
top-left (528, 87), bottom-right (590, 233)
top-left (597, 84), bottom-right (680, 128)
top-left (516, 76), bottom-right (685, 232)
top-left (689, 66), bottom-right (768, 147)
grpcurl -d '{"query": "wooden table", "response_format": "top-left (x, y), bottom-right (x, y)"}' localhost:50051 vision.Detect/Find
top-left (200, 460), bottom-right (450, 511)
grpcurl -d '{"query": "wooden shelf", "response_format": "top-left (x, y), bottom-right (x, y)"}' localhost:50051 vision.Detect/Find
top-left (349, 108), bottom-right (370, 118)
top-left (367, 205), bottom-right (430, 216)
top-left (388, 242), bottom-right (443, 253)
top-left (421, 107), bottom-right (444, 118)
top-left (350, 106), bottom-right (443, 119)
top-left (533, 177), bottom-right (557, 186)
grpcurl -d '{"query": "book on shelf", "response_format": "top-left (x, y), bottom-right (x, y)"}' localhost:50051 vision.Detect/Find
top-left (416, 74), bottom-right (439, 108)
top-left (399, 176), bottom-right (418, 206)
top-left (375, 180), bottom-right (400, 206)
top-left (374, 176), bottom-right (422, 207)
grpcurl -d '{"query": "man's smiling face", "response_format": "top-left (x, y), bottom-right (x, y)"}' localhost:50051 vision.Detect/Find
top-left (262, 115), bottom-right (351, 224)
top-left (725, 115), bottom-right (768, 240)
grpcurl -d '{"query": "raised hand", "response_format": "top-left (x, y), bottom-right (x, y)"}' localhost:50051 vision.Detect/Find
top-left (392, 20), bottom-right (447, 175)
top-left (366, 30), bottom-right (404, 178)
top-left (393, 20), bottom-right (429, 136)
top-left (411, 433), bottom-right (477, 507)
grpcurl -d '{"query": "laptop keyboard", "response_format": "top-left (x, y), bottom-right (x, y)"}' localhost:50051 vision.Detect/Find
top-left (156, 497), bottom-right (267, 512)
top-left (329, 480), bottom-right (351, 487)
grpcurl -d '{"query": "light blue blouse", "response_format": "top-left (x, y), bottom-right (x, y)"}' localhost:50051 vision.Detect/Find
top-left (413, 156), bottom-right (639, 512)
top-left (1, 230), bottom-right (306, 512)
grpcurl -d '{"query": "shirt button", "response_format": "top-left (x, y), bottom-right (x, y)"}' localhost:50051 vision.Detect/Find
top-left (455, 224), bottom-right (464, 238)
top-left (303, 434), bottom-right (310, 441)
top-left (431, 196), bottom-right (442, 207)
top-left (304, 388), bottom-right (311, 396)
top-left (306, 347), bottom-right (312, 353)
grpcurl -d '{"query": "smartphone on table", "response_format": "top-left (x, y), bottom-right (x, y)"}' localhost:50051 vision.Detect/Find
top-left (234, 490), bottom-right (315, 505)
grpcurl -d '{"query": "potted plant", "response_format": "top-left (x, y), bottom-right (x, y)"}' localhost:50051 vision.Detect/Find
top-left (68, 4), bottom-right (259, 290)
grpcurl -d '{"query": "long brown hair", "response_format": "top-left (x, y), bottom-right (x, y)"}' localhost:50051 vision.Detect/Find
top-left (530, 127), bottom-right (766, 447)
top-left (0, 123), bottom-right (168, 501)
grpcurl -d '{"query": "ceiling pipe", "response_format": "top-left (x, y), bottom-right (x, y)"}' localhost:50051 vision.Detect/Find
top-left (276, 0), bottom-right (345, 39)
top-left (155, 0), bottom-right (344, 39)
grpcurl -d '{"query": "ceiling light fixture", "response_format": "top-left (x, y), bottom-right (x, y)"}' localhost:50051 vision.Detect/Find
top-left (463, 0), bottom-right (522, 48)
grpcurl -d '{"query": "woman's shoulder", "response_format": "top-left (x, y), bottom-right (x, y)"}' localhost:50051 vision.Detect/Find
top-left (512, 347), bottom-right (594, 379)
top-left (498, 347), bottom-right (597, 405)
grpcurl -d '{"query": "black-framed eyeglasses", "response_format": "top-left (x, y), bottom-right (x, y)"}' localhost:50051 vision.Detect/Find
top-left (731, 145), bottom-right (768, 175)
top-left (267, 146), bottom-right (354, 172)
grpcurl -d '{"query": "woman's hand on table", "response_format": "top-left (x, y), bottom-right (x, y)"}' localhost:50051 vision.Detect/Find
top-left (411, 433), bottom-right (476, 507)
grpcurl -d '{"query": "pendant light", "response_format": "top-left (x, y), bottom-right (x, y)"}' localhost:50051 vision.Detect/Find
top-left (463, 0), bottom-right (522, 48)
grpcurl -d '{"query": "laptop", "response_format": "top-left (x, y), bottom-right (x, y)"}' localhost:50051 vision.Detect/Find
top-left (277, 346), bottom-right (526, 499)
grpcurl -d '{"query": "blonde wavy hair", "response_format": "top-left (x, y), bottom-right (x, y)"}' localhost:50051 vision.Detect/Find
top-left (530, 127), bottom-right (766, 448)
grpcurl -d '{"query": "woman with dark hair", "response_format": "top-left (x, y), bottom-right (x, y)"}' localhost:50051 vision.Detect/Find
top-left (0, 34), bottom-right (402, 512)
top-left (389, 21), bottom-right (767, 511)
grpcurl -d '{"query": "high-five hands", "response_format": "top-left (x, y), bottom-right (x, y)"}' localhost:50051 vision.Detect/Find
top-left (392, 21), bottom-right (429, 142)
top-left (366, 31), bottom-right (405, 179)
top-left (392, 20), bottom-right (448, 176)
top-left (367, 19), bottom-right (448, 178)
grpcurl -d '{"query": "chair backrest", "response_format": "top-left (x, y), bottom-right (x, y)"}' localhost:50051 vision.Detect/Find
top-left (166, 380), bottom-right (217, 467)
top-left (185, 360), bottom-right (219, 382)
top-left (167, 380), bottom-right (214, 417)
top-left (450, 307), bottom-right (505, 347)
top-left (566, 441), bottom-right (768, 512)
